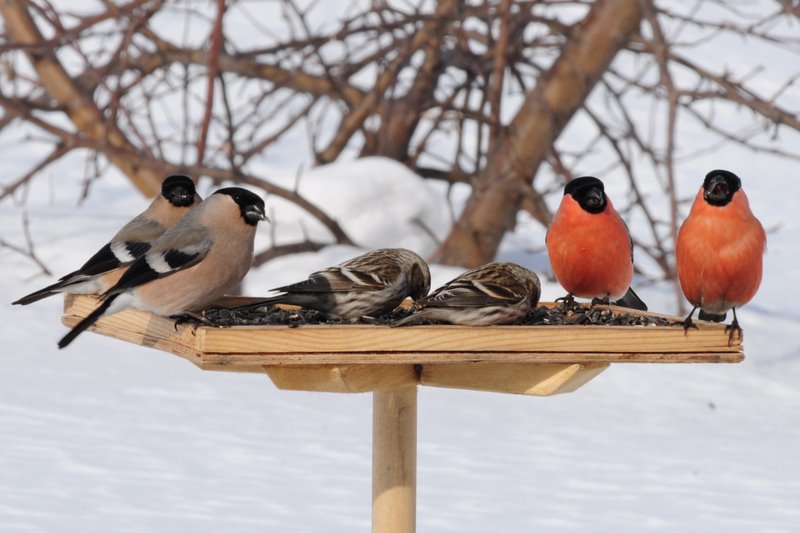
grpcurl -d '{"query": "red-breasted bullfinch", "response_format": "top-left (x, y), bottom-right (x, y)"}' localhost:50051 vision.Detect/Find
top-left (58, 187), bottom-right (267, 348)
top-left (546, 176), bottom-right (647, 311)
top-left (676, 169), bottom-right (766, 342)
top-left (13, 175), bottom-right (202, 306)
top-left (240, 248), bottom-right (430, 321)
top-left (393, 262), bottom-right (540, 326)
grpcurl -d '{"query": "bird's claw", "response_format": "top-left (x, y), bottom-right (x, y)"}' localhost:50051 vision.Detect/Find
top-left (681, 306), bottom-right (698, 336)
top-left (555, 294), bottom-right (581, 311)
top-left (171, 311), bottom-right (215, 333)
top-left (725, 321), bottom-right (743, 346)
top-left (555, 294), bottom-right (575, 305)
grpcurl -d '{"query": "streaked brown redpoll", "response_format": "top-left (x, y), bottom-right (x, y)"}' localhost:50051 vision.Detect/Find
top-left (393, 262), bottom-right (541, 326)
top-left (243, 248), bottom-right (431, 321)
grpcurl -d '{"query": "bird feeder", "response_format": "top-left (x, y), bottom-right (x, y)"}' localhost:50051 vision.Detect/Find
top-left (62, 294), bottom-right (743, 533)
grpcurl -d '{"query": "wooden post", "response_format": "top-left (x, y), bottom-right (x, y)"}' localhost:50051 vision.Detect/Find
top-left (372, 386), bottom-right (417, 533)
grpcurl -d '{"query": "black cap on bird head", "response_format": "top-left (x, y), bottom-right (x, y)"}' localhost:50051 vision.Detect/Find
top-left (564, 176), bottom-right (607, 214)
top-left (214, 187), bottom-right (268, 226)
top-left (703, 169), bottom-right (741, 207)
top-left (161, 175), bottom-right (198, 207)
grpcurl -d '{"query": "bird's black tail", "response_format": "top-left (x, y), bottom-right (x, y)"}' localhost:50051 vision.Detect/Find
top-left (13, 287), bottom-right (58, 306)
top-left (698, 309), bottom-right (727, 322)
top-left (58, 294), bottom-right (116, 349)
top-left (12, 278), bottom-right (72, 306)
top-left (613, 287), bottom-right (648, 312)
top-left (12, 268), bottom-right (89, 305)
top-left (232, 295), bottom-right (287, 314)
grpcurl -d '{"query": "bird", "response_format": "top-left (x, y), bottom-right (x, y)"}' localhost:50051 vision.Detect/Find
top-left (546, 176), bottom-right (647, 311)
top-left (393, 262), bottom-right (540, 326)
top-left (58, 187), bottom-right (268, 349)
top-left (13, 174), bottom-right (202, 306)
top-left (676, 169), bottom-right (766, 342)
top-left (239, 248), bottom-right (431, 321)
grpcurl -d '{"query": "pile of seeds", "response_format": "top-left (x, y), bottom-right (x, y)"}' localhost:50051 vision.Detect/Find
top-left (200, 301), bottom-right (674, 328)
top-left (201, 304), bottom-right (409, 327)
top-left (523, 303), bottom-right (672, 326)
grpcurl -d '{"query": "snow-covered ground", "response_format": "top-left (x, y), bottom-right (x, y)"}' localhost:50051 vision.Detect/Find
top-left (1, 155), bottom-right (799, 532)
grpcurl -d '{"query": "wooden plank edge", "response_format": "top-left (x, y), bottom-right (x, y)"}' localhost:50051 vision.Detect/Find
top-left (192, 350), bottom-right (743, 371)
top-left (198, 325), bottom-right (740, 355)
top-left (61, 313), bottom-right (205, 368)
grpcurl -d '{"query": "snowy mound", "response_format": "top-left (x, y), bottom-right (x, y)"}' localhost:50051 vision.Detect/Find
top-left (268, 157), bottom-right (449, 255)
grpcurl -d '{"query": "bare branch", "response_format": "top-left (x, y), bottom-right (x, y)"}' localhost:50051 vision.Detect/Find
top-left (253, 240), bottom-right (330, 267)
top-left (0, 0), bottom-right (163, 196)
top-left (437, 0), bottom-right (644, 266)
top-left (196, 0), bottom-right (226, 167)
top-left (0, 142), bottom-right (72, 202)
top-left (0, 207), bottom-right (52, 276)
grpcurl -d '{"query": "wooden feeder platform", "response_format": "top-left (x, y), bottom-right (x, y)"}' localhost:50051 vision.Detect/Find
top-left (62, 294), bottom-right (744, 532)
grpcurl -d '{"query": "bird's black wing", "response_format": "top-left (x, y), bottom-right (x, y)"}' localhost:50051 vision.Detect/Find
top-left (106, 228), bottom-right (211, 295)
top-left (74, 241), bottom-right (152, 278)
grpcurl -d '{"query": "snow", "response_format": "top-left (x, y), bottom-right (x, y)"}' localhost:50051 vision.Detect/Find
top-left (3, 0), bottom-right (800, 525)
top-left (262, 157), bottom-right (450, 257)
top-left (2, 155), bottom-right (799, 533)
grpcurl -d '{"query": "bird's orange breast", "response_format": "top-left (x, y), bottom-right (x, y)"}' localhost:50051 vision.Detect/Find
top-left (547, 196), bottom-right (633, 299)
top-left (676, 188), bottom-right (765, 313)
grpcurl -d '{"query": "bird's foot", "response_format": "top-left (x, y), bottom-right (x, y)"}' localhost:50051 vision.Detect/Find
top-left (555, 293), bottom-right (581, 311)
top-left (681, 316), bottom-right (698, 336)
top-left (171, 311), bottom-right (215, 332)
top-left (590, 296), bottom-right (610, 306)
top-left (681, 306), bottom-right (698, 336)
top-left (555, 293), bottom-right (575, 305)
top-left (556, 293), bottom-right (584, 314)
top-left (725, 312), bottom-right (742, 346)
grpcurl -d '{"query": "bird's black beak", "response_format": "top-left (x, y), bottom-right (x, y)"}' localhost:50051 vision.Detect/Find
top-left (704, 175), bottom-right (730, 203)
top-left (168, 185), bottom-right (195, 207)
top-left (585, 187), bottom-right (604, 209)
top-left (244, 204), bottom-right (269, 225)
